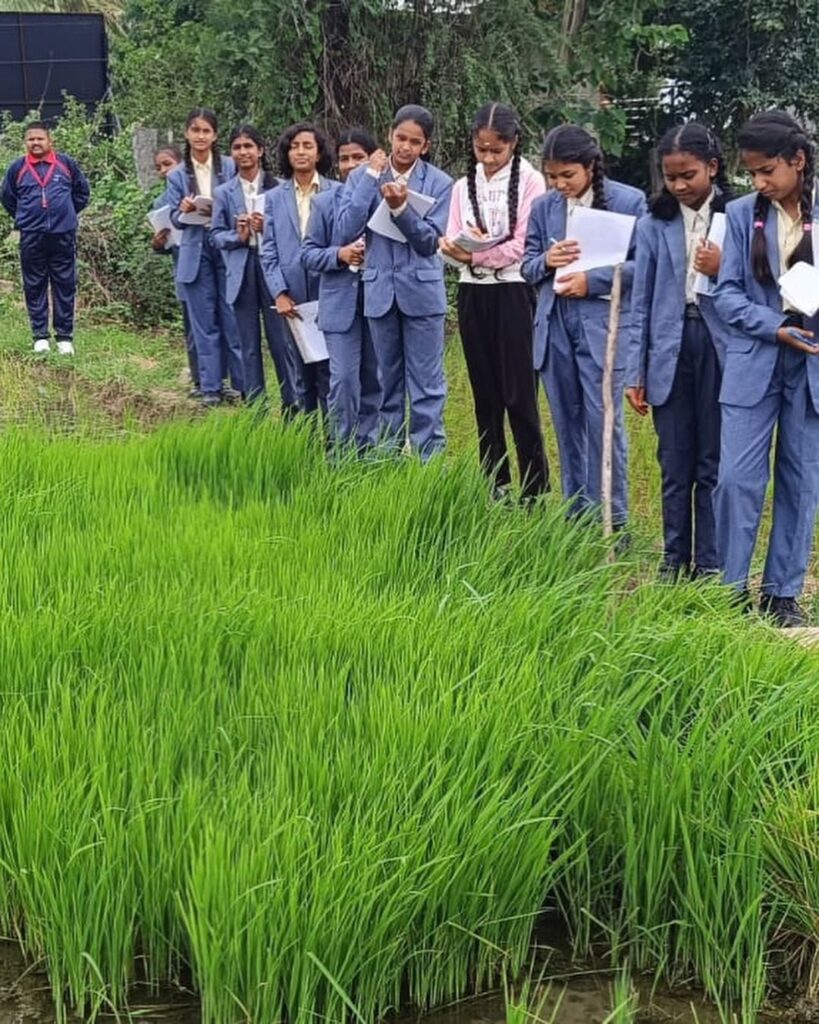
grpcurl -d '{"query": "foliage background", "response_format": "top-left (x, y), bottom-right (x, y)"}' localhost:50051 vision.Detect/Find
top-left (2, 0), bottom-right (819, 324)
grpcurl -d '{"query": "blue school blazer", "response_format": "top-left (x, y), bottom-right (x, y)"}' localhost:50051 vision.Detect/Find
top-left (261, 176), bottom-right (338, 304)
top-left (335, 160), bottom-right (453, 320)
top-left (521, 179), bottom-right (647, 372)
top-left (166, 156), bottom-right (236, 285)
top-left (301, 187), bottom-right (361, 334)
top-left (627, 211), bottom-right (725, 404)
top-left (210, 176), bottom-right (279, 305)
top-left (713, 192), bottom-right (819, 409)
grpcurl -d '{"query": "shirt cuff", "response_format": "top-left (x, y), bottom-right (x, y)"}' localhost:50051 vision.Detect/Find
top-left (366, 167), bottom-right (380, 179)
top-left (390, 202), bottom-right (408, 217)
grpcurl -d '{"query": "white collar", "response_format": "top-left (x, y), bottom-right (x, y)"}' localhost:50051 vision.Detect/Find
top-left (680, 190), bottom-right (713, 229)
top-left (390, 158), bottom-right (418, 183)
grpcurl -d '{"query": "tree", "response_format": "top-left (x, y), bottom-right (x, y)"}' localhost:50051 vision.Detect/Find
top-left (655, 0), bottom-right (819, 147)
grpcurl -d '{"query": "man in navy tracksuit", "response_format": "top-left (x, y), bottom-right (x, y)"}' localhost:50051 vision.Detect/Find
top-left (1, 122), bottom-right (90, 355)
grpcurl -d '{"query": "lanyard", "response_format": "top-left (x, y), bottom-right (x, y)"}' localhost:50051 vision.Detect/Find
top-left (25, 159), bottom-right (58, 208)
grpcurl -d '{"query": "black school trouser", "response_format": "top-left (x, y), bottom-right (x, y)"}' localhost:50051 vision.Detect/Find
top-left (19, 230), bottom-right (77, 340)
top-left (651, 309), bottom-right (721, 573)
top-left (457, 281), bottom-right (549, 498)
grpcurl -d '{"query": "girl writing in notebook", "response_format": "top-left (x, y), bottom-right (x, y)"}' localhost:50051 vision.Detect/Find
top-left (440, 101), bottom-right (549, 501)
top-left (336, 104), bottom-right (453, 461)
top-left (522, 125), bottom-right (646, 534)
top-left (301, 127), bottom-right (382, 452)
top-left (626, 124), bottom-right (733, 581)
top-left (166, 108), bottom-right (243, 407)
top-left (211, 126), bottom-right (300, 416)
top-left (712, 110), bottom-right (819, 626)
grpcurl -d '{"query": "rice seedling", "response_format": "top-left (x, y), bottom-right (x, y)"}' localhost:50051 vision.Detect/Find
top-left (603, 964), bottom-right (638, 1023)
top-left (0, 412), bottom-right (817, 1022)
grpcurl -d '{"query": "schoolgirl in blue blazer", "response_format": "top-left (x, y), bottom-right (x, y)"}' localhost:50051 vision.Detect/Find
top-left (261, 122), bottom-right (337, 415)
top-left (335, 104), bottom-right (453, 461)
top-left (522, 125), bottom-right (646, 531)
top-left (626, 124), bottom-right (732, 580)
top-left (211, 125), bottom-right (300, 416)
top-left (166, 108), bottom-right (243, 406)
top-left (301, 127), bottom-right (382, 451)
top-left (712, 111), bottom-right (819, 626)
top-left (149, 145), bottom-right (199, 397)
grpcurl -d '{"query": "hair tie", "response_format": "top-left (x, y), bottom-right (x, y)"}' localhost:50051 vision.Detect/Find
top-left (804, 222), bottom-right (813, 231)
top-left (753, 220), bottom-right (764, 229)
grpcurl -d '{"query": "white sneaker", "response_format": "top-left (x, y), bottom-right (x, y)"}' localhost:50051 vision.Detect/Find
top-left (56, 341), bottom-right (75, 356)
top-left (33, 338), bottom-right (50, 354)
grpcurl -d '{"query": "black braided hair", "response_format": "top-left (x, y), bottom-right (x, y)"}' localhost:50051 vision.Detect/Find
top-left (542, 124), bottom-right (607, 209)
top-left (466, 148), bottom-right (485, 233)
top-left (649, 122), bottom-right (733, 220)
top-left (183, 108), bottom-right (221, 179)
top-left (738, 110), bottom-right (815, 284)
top-left (276, 121), bottom-right (333, 179)
top-left (228, 124), bottom-right (278, 190)
top-left (468, 101), bottom-right (523, 240)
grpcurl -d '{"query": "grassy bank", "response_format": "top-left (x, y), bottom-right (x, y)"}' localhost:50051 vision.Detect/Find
top-left (0, 408), bottom-right (817, 1022)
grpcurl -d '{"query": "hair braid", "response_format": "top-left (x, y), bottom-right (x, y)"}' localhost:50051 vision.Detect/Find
top-left (751, 192), bottom-right (773, 285)
top-left (506, 148), bottom-right (522, 239)
top-left (791, 131), bottom-right (815, 267)
top-left (183, 140), bottom-right (194, 177)
top-left (466, 149), bottom-right (485, 233)
top-left (591, 155), bottom-right (607, 210)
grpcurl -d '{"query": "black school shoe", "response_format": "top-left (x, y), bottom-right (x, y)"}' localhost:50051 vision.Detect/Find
top-left (760, 594), bottom-right (808, 628)
top-left (200, 392), bottom-right (222, 409)
top-left (657, 561), bottom-right (689, 583)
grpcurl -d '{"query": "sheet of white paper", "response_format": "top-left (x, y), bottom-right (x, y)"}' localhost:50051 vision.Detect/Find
top-left (779, 261), bottom-right (819, 317)
top-left (554, 206), bottom-right (636, 293)
top-left (147, 205), bottom-right (183, 249)
top-left (368, 200), bottom-right (407, 242)
top-left (179, 195), bottom-right (213, 225)
top-left (287, 301), bottom-right (328, 363)
top-left (694, 212), bottom-right (727, 296)
top-left (367, 190), bottom-right (437, 243)
top-left (147, 204), bottom-right (173, 232)
top-left (252, 193), bottom-right (266, 215)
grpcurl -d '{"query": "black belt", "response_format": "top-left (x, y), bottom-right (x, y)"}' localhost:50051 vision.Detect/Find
top-left (684, 303), bottom-right (702, 320)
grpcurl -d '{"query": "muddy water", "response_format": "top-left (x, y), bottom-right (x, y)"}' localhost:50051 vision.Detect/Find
top-left (2, 939), bottom-right (804, 1024)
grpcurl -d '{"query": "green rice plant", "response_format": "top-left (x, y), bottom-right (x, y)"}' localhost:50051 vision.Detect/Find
top-left (502, 959), bottom-right (564, 1024)
top-left (603, 963), bottom-right (638, 1023)
top-left (0, 412), bottom-right (817, 1023)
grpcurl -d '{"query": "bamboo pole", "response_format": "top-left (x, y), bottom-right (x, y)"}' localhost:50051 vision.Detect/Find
top-left (601, 263), bottom-right (623, 549)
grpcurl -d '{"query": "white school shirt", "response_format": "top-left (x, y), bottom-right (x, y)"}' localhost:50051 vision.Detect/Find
top-left (773, 200), bottom-right (804, 312)
top-left (680, 192), bottom-right (713, 304)
top-left (240, 171), bottom-right (262, 248)
top-left (567, 187), bottom-right (593, 211)
top-left (192, 154), bottom-right (213, 200)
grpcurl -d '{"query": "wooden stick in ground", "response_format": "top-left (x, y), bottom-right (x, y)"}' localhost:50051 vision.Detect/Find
top-left (601, 263), bottom-right (623, 548)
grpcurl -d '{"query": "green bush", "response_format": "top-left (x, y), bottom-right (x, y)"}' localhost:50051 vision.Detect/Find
top-left (0, 98), bottom-right (179, 327)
